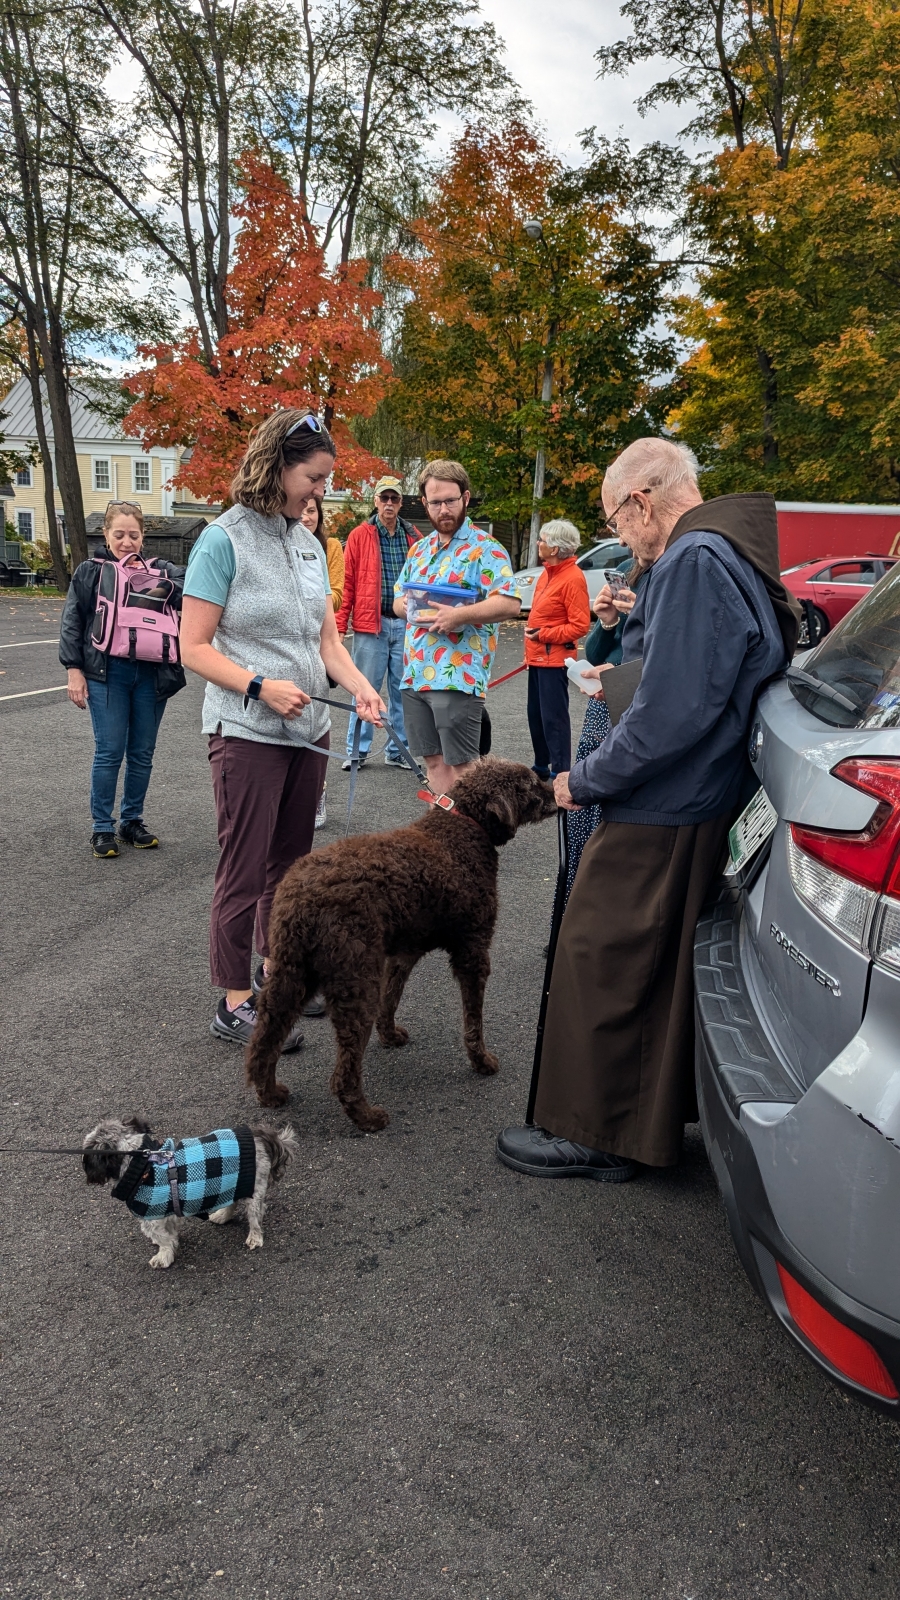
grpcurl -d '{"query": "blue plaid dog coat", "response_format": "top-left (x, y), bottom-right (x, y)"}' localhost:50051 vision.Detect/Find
top-left (111, 1127), bottom-right (256, 1220)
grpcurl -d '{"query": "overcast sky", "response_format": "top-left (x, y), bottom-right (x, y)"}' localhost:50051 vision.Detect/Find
top-left (476, 0), bottom-right (688, 160)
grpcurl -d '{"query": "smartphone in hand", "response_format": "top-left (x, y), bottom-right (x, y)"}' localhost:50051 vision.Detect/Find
top-left (603, 568), bottom-right (629, 597)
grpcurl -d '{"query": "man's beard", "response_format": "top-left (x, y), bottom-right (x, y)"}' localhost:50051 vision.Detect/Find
top-left (429, 504), bottom-right (468, 537)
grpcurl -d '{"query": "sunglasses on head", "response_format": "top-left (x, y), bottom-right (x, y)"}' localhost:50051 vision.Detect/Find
top-left (105, 500), bottom-right (142, 514)
top-left (284, 413), bottom-right (324, 439)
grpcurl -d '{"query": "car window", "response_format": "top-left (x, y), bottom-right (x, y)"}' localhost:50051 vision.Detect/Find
top-left (790, 562), bottom-right (900, 727)
top-left (821, 561), bottom-right (879, 586)
top-left (578, 544), bottom-right (615, 571)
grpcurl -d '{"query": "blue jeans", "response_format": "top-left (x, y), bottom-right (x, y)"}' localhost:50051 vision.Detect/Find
top-left (346, 616), bottom-right (408, 757)
top-left (86, 656), bottom-right (166, 832)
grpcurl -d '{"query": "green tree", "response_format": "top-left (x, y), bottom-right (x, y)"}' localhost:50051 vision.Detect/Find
top-left (68, 0), bottom-right (514, 370)
top-left (0, 0), bottom-right (169, 569)
top-left (387, 121), bottom-right (674, 565)
top-left (666, 4), bottom-right (900, 497)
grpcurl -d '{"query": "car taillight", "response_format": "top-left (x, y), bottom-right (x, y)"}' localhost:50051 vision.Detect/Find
top-left (777, 1265), bottom-right (899, 1399)
top-left (791, 759), bottom-right (900, 892)
top-left (788, 759), bottom-right (900, 949)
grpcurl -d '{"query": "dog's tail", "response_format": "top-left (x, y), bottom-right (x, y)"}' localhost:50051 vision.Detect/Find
top-left (250, 1124), bottom-right (298, 1182)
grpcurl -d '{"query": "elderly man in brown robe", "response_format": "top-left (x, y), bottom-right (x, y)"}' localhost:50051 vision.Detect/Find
top-left (497, 439), bottom-right (799, 1180)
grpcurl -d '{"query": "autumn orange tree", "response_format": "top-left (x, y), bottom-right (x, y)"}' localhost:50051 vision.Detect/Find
top-left (123, 153), bottom-right (390, 500)
top-left (385, 120), bottom-right (674, 561)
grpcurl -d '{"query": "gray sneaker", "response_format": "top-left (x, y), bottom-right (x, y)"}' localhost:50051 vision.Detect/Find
top-left (210, 995), bottom-right (303, 1051)
top-left (383, 750), bottom-right (408, 767)
top-left (341, 754), bottom-right (368, 771)
top-left (251, 964), bottom-right (327, 1016)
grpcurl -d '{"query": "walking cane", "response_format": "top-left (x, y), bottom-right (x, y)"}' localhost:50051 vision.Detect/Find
top-left (524, 806), bottom-right (569, 1126)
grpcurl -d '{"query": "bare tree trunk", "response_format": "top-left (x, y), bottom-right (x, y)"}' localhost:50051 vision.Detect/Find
top-left (22, 322), bottom-right (68, 590)
top-left (510, 515), bottom-right (520, 570)
top-left (37, 326), bottom-right (87, 567)
top-left (0, 10), bottom-right (88, 565)
top-left (757, 347), bottom-right (779, 467)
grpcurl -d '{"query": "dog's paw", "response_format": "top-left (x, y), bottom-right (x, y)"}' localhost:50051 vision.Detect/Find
top-left (208, 1204), bottom-right (236, 1225)
top-left (472, 1051), bottom-right (500, 1076)
top-left (353, 1103), bottom-right (390, 1133)
top-left (256, 1080), bottom-right (291, 1108)
top-left (378, 1025), bottom-right (409, 1048)
top-left (149, 1251), bottom-right (175, 1269)
top-left (245, 1231), bottom-right (264, 1251)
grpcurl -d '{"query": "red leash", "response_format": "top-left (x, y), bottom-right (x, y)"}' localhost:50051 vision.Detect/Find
top-left (488, 660), bottom-right (527, 690)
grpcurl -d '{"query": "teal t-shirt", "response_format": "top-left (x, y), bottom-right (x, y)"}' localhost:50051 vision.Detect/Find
top-left (184, 522), bottom-right (331, 606)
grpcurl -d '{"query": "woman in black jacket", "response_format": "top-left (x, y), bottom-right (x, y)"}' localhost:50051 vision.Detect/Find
top-left (563, 563), bottom-right (648, 900)
top-left (59, 500), bottom-right (186, 858)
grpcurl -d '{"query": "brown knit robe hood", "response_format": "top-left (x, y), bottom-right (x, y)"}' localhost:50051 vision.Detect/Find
top-left (666, 491), bottom-right (801, 660)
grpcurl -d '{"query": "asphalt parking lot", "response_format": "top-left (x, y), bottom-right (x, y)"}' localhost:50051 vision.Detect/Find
top-left (2, 591), bottom-right (900, 1600)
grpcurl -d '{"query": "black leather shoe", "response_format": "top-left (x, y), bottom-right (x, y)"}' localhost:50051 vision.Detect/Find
top-left (496, 1125), bottom-right (636, 1181)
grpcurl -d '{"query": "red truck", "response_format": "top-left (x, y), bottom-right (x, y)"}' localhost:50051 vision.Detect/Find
top-left (777, 500), bottom-right (900, 568)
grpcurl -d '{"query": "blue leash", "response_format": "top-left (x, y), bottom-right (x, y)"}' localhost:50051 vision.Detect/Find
top-left (284, 694), bottom-right (429, 835)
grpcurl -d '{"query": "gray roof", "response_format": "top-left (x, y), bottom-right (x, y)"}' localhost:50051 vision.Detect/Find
top-left (0, 375), bottom-right (132, 446)
top-left (85, 512), bottom-right (207, 538)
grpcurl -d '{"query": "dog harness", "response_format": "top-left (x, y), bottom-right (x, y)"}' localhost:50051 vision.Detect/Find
top-left (110, 1127), bottom-right (257, 1220)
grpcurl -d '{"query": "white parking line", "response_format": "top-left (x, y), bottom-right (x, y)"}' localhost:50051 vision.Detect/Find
top-left (0, 639), bottom-right (58, 649)
top-left (0, 685), bottom-right (67, 702)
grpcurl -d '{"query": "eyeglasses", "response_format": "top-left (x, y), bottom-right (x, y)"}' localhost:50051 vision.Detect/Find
top-left (105, 499), bottom-right (142, 515)
top-left (601, 486), bottom-right (652, 536)
top-left (377, 492), bottom-right (401, 503)
top-left (284, 413), bottom-right (323, 439)
top-left (424, 494), bottom-right (464, 511)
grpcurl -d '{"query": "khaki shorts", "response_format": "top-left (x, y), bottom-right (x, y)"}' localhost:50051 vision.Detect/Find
top-left (401, 688), bottom-right (484, 766)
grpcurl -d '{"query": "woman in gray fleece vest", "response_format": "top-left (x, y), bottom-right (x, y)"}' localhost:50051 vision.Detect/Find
top-left (180, 411), bottom-right (385, 1046)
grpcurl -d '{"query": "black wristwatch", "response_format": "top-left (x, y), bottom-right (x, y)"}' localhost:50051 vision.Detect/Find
top-left (243, 673), bottom-right (265, 708)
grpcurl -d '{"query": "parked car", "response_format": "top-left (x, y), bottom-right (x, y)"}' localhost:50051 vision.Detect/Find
top-left (514, 538), bottom-right (631, 613)
top-left (695, 560), bottom-right (900, 1413)
top-left (782, 555), bottom-right (898, 644)
top-left (0, 539), bottom-right (29, 587)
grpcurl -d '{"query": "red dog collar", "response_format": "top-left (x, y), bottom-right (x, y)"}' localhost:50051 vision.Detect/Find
top-left (417, 788), bottom-right (455, 811)
top-left (417, 788), bottom-right (491, 840)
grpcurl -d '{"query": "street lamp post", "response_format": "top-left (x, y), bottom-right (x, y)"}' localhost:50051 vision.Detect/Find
top-left (524, 218), bottom-right (556, 567)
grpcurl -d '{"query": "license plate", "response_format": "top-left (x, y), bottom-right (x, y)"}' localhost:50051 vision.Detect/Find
top-left (726, 788), bottom-right (777, 875)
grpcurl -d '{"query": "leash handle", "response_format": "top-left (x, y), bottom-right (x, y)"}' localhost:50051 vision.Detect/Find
top-left (281, 693), bottom-right (430, 836)
top-left (525, 807), bottom-right (569, 1127)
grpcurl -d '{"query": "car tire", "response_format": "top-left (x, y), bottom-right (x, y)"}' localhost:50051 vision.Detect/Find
top-left (810, 606), bottom-right (829, 645)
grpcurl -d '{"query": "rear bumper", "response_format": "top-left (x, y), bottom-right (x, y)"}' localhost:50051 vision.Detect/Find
top-left (695, 893), bottom-right (900, 1415)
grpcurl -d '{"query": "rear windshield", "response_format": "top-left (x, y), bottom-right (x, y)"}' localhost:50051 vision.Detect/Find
top-left (791, 562), bottom-right (900, 728)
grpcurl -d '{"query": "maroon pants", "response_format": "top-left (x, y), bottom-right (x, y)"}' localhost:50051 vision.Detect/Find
top-left (207, 732), bottom-right (328, 989)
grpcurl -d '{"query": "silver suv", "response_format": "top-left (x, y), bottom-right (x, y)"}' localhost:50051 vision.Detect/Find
top-left (696, 563), bottom-right (900, 1414)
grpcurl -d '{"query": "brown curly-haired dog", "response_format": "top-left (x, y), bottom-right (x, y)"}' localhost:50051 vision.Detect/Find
top-left (245, 758), bottom-right (557, 1129)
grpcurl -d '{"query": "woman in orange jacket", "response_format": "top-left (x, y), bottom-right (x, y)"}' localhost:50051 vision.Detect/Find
top-left (524, 520), bottom-right (592, 778)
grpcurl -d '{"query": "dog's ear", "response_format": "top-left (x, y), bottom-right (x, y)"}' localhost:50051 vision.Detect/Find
top-left (82, 1148), bottom-right (124, 1186)
top-left (483, 788), bottom-right (519, 843)
top-left (125, 1115), bottom-right (154, 1137)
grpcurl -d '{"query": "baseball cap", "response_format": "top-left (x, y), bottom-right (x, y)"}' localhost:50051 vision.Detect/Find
top-left (373, 475), bottom-right (403, 497)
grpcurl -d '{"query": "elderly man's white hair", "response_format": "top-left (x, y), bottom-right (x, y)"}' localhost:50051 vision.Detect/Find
top-left (603, 438), bottom-right (700, 513)
top-left (538, 518), bottom-right (581, 555)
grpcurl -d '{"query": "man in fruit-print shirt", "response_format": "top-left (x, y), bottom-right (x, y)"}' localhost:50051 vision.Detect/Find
top-left (394, 460), bottom-right (520, 795)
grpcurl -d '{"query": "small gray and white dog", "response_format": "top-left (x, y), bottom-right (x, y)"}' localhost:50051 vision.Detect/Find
top-left (82, 1115), bottom-right (297, 1269)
